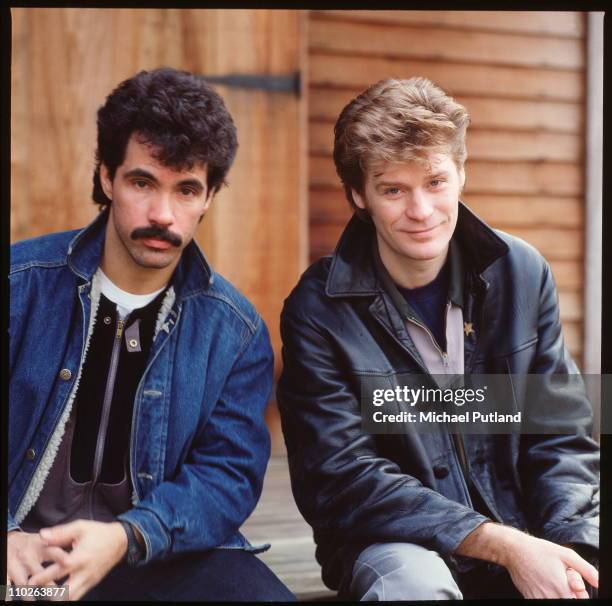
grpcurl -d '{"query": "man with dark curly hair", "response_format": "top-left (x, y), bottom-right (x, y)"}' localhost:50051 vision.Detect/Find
top-left (8, 68), bottom-right (295, 601)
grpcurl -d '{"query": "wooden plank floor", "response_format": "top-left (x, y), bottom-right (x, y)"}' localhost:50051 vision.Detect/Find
top-left (240, 457), bottom-right (335, 600)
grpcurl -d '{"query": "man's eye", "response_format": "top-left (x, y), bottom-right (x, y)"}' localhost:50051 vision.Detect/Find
top-left (133, 180), bottom-right (150, 189)
top-left (384, 187), bottom-right (401, 196)
top-left (430, 179), bottom-right (443, 188)
top-left (180, 187), bottom-right (196, 196)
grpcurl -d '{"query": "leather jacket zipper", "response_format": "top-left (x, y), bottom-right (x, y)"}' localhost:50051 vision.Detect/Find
top-left (405, 301), bottom-right (451, 368)
top-left (88, 314), bottom-right (126, 518)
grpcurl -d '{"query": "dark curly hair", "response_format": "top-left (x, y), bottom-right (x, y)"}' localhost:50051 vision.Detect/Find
top-left (92, 67), bottom-right (238, 206)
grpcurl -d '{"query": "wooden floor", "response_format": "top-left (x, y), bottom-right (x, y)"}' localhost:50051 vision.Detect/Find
top-left (240, 457), bottom-right (334, 600)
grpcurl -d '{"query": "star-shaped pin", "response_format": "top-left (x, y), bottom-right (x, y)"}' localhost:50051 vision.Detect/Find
top-left (463, 322), bottom-right (475, 337)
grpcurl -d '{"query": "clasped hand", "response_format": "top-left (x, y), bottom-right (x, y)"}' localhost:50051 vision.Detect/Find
top-left (7, 520), bottom-right (128, 601)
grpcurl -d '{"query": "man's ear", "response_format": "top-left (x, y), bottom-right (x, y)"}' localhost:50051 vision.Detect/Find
top-left (197, 192), bottom-right (214, 223)
top-left (351, 189), bottom-right (367, 210)
top-left (203, 190), bottom-right (214, 212)
top-left (100, 164), bottom-right (113, 201)
top-left (458, 166), bottom-right (466, 190)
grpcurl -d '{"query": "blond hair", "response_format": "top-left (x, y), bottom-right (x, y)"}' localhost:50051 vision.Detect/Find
top-left (333, 77), bottom-right (470, 218)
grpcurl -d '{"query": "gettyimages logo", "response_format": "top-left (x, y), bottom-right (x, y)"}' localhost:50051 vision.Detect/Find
top-left (360, 374), bottom-right (601, 435)
top-left (372, 385), bottom-right (487, 407)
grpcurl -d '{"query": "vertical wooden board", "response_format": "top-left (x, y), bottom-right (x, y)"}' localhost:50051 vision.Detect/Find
top-left (185, 10), bottom-right (303, 379)
top-left (201, 88), bottom-right (302, 378)
top-left (10, 9), bottom-right (29, 241)
top-left (17, 9), bottom-right (103, 236)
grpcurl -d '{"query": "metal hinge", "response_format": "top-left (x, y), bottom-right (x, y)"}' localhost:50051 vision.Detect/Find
top-left (204, 72), bottom-right (301, 96)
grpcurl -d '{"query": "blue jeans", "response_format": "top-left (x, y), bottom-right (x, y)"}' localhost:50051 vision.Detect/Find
top-left (347, 542), bottom-right (523, 601)
top-left (81, 549), bottom-right (296, 601)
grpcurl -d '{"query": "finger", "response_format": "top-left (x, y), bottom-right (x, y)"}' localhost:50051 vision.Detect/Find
top-left (28, 562), bottom-right (69, 587)
top-left (566, 568), bottom-right (586, 592)
top-left (65, 574), bottom-right (88, 602)
top-left (21, 555), bottom-right (45, 580)
top-left (7, 561), bottom-right (29, 587)
top-left (564, 551), bottom-right (599, 588)
top-left (42, 545), bottom-right (72, 568)
top-left (574, 589), bottom-right (590, 599)
top-left (39, 522), bottom-right (81, 548)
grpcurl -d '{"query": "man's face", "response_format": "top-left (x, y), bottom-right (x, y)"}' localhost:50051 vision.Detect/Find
top-left (352, 152), bottom-right (464, 267)
top-left (100, 134), bottom-right (211, 272)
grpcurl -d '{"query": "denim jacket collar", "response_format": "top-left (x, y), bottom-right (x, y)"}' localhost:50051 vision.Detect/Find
top-left (66, 207), bottom-right (214, 302)
top-left (325, 201), bottom-right (510, 298)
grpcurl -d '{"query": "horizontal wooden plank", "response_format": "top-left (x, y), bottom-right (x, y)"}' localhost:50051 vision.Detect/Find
top-left (503, 227), bottom-right (583, 262)
top-left (308, 189), bottom-right (583, 229)
top-left (309, 189), bottom-right (353, 223)
top-left (464, 195), bottom-right (584, 228)
top-left (309, 121), bottom-right (582, 163)
top-left (309, 54), bottom-right (584, 102)
top-left (474, 130), bottom-right (581, 163)
top-left (563, 320), bottom-right (583, 358)
top-left (312, 11), bottom-right (584, 38)
top-left (310, 156), bottom-right (583, 197)
top-left (461, 97), bottom-right (583, 134)
top-left (558, 291), bottom-right (583, 322)
top-left (464, 160), bottom-right (582, 197)
top-left (309, 88), bottom-right (583, 133)
top-left (241, 458), bottom-right (330, 599)
top-left (309, 218), bottom-right (583, 262)
top-left (549, 260), bottom-right (583, 290)
top-left (309, 18), bottom-right (584, 70)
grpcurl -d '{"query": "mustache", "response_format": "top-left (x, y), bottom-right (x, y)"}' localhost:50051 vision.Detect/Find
top-left (130, 225), bottom-right (183, 247)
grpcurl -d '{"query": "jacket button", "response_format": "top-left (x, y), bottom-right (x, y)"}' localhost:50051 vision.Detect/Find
top-left (26, 448), bottom-right (36, 460)
top-left (433, 464), bottom-right (449, 479)
top-left (59, 368), bottom-right (72, 381)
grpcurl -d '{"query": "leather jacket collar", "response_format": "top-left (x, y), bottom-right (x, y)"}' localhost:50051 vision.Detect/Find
top-left (326, 201), bottom-right (509, 298)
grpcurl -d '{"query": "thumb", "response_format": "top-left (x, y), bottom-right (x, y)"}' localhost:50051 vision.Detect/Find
top-left (39, 522), bottom-right (81, 547)
top-left (566, 568), bottom-right (586, 592)
top-left (564, 551), bottom-right (598, 589)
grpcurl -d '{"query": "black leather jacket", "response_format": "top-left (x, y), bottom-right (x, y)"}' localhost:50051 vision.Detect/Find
top-left (277, 203), bottom-right (599, 592)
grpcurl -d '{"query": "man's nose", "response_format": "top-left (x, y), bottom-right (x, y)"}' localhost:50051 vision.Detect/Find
top-left (405, 190), bottom-right (434, 222)
top-left (148, 192), bottom-right (174, 226)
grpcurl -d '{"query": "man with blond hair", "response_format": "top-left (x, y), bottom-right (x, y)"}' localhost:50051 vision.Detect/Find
top-left (277, 77), bottom-right (599, 600)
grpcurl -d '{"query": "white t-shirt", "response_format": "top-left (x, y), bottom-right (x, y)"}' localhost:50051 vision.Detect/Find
top-left (97, 268), bottom-right (166, 319)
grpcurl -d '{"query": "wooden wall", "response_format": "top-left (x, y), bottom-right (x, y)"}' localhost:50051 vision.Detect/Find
top-left (11, 8), bottom-right (307, 390)
top-left (307, 10), bottom-right (586, 366)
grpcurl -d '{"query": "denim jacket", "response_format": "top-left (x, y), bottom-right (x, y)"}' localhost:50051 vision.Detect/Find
top-left (9, 209), bottom-right (274, 565)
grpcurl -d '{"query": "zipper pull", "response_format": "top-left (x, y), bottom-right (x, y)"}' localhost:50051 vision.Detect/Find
top-left (116, 319), bottom-right (125, 339)
top-left (442, 352), bottom-right (449, 367)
